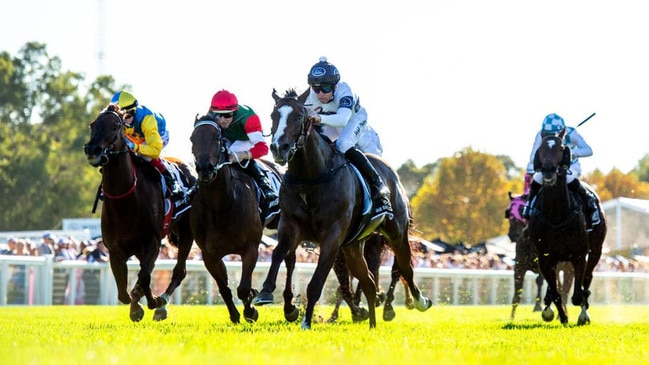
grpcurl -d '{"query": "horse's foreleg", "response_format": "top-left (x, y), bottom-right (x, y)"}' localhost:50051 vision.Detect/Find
top-left (301, 244), bottom-right (340, 330)
top-left (109, 257), bottom-right (131, 305)
top-left (204, 256), bottom-right (239, 323)
top-left (161, 231), bottom-right (192, 305)
top-left (282, 250), bottom-right (299, 322)
top-left (255, 239), bottom-right (291, 305)
top-left (239, 246), bottom-right (259, 323)
top-left (534, 274), bottom-right (544, 312)
top-left (510, 265), bottom-right (526, 320)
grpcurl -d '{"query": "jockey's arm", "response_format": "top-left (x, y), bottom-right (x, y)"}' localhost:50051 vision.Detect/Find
top-left (243, 114), bottom-right (269, 159)
top-left (568, 132), bottom-right (593, 158)
top-left (137, 115), bottom-right (163, 159)
top-left (319, 107), bottom-right (352, 128)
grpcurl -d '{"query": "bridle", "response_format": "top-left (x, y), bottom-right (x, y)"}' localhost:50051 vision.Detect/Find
top-left (192, 119), bottom-right (230, 178)
top-left (86, 109), bottom-right (137, 199)
top-left (273, 98), bottom-right (312, 163)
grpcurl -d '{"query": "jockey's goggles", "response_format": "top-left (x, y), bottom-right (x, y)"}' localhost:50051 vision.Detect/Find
top-left (311, 83), bottom-right (334, 94)
top-left (209, 110), bottom-right (234, 119)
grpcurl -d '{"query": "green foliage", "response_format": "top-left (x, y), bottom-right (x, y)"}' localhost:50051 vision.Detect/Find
top-left (1, 305), bottom-right (648, 365)
top-left (0, 43), bottom-right (117, 230)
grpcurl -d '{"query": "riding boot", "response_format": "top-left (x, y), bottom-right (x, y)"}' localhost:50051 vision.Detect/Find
top-left (522, 180), bottom-right (541, 219)
top-left (243, 159), bottom-right (279, 221)
top-left (568, 179), bottom-right (600, 229)
top-left (344, 147), bottom-right (393, 215)
top-left (152, 158), bottom-right (182, 200)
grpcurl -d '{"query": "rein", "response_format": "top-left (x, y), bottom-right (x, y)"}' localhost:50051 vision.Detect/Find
top-left (193, 119), bottom-right (231, 173)
top-left (531, 169), bottom-right (581, 229)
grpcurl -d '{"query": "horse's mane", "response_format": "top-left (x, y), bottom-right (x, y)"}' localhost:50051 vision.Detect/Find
top-left (283, 89), bottom-right (299, 99)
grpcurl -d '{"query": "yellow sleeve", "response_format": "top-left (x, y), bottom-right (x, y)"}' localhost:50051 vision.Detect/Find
top-left (136, 115), bottom-right (163, 159)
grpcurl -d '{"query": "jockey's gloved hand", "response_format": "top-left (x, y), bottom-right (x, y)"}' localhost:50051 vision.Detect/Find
top-left (307, 109), bottom-right (321, 124)
top-left (229, 151), bottom-right (251, 163)
top-left (126, 140), bottom-right (136, 151)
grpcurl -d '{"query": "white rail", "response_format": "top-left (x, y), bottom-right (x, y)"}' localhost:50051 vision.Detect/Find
top-left (2, 255), bottom-right (649, 306)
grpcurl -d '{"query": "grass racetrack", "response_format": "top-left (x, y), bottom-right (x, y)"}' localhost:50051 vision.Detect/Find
top-left (1, 304), bottom-right (648, 365)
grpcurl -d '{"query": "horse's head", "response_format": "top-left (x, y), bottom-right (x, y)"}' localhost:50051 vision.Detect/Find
top-left (269, 88), bottom-right (310, 166)
top-left (533, 130), bottom-right (571, 186)
top-left (190, 115), bottom-right (228, 183)
top-left (505, 191), bottom-right (528, 242)
top-left (83, 105), bottom-right (129, 167)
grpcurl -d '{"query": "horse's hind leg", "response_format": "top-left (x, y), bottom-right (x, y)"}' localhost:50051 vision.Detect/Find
top-left (341, 243), bottom-right (377, 329)
top-left (329, 251), bottom-right (368, 323)
top-left (389, 236), bottom-right (432, 312)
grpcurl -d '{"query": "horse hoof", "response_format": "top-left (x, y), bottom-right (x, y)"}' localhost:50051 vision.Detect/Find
top-left (578, 308), bottom-right (591, 326)
top-left (254, 291), bottom-right (275, 306)
top-left (352, 308), bottom-right (369, 322)
top-left (542, 307), bottom-right (554, 322)
top-left (383, 304), bottom-right (396, 321)
top-left (130, 304), bottom-right (145, 322)
top-left (300, 318), bottom-right (311, 330)
top-left (285, 306), bottom-right (300, 322)
top-left (153, 307), bottom-right (168, 321)
top-left (244, 308), bottom-right (259, 323)
top-left (415, 296), bottom-right (433, 312)
top-left (533, 303), bottom-right (542, 312)
top-left (405, 298), bottom-right (415, 310)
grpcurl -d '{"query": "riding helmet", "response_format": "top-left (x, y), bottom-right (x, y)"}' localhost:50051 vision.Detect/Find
top-left (542, 113), bottom-right (565, 135)
top-left (110, 90), bottom-right (138, 111)
top-left (307, 56), bottom-right (340, 85)
top-left (210, 90), bottom-right (239, 112)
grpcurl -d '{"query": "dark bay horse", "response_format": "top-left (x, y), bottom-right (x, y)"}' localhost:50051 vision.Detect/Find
top-left (190, 116), bottom-right (282, 323)
top-left (254, 89), bottom-right (432, 329)
top-left (528, 131), bottom-right (607, 325)
top-left (84, 105), bottom-right (195, 321)
top-left (505, 192), bottom-right (574, 320)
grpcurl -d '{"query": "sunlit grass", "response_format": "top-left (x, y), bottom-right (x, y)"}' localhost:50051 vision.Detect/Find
top-left (1, 304), bottom-right (648, 365)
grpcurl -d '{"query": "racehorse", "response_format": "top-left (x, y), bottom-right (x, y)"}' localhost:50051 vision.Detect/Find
top-left (254, 89), bottom-right (432, 329)
top-left (327, 233), bottom-right (415, 323)
top-left (84, 105), bottom-right (196, 322)
top-left (505, 192), bottom-right (574, 320)
top-left (190, 115), bottom-right (282, 323)
top-left (528, 131), bottom-right (607, 325)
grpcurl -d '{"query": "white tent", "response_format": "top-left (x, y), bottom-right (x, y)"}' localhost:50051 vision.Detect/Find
top-left (601, 197), bottom-right (649, 253)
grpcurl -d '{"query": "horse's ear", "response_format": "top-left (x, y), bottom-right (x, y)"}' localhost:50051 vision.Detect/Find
top-left (297, 89), bottom-right (309, 104)
top-left (508, 191), bottom-right (513, 200)
top-left (272, 89), bottom-right (280, 103)
top-left (561, 147), bottom-right (572, 170)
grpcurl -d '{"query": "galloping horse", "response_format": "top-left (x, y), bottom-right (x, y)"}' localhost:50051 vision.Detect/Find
top-left (84, 105), bottom-right (196, 322)
top-left (505, 192), bottom-right (574, 320)
top-left (254, 89), bottom-right (432, 329)
top-left (190, 115), bottom-right (282, 323)
top-left (528, 130), bottom-right (607, 325)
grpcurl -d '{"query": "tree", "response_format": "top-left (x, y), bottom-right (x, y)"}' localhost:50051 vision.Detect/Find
top-left (584, 168), bottom-right (649, 202)
top-left (410, 148), bottom-right (511, 244)
top-left (0, 43), bottom-right (118, 230)
top-left (396, 159), bottom-right (437, 198)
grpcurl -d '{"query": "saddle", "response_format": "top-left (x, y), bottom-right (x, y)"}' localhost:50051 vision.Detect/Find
top-left (342, 164), bottom-right (389, 246)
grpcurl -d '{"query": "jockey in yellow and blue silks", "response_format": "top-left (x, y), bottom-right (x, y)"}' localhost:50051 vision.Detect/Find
top-left (110, 90), bottom-right (182, 198)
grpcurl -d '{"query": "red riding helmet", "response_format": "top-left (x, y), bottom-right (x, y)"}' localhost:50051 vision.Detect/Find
top-left (210, 90), bottom-right (239, 112)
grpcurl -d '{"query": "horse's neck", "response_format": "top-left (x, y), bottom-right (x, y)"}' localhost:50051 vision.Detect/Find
top-left (202, 165), bottom-right (237, 203)
top-left (102, 152), bottom-right (137, 194)
top-left (288, 132), bottom-right (336, 179)
top-left (540, 177), bottom-right (572, 215)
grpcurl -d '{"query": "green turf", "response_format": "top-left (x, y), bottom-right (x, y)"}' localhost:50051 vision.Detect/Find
top-left (1, 304), bottom-right (647, 365)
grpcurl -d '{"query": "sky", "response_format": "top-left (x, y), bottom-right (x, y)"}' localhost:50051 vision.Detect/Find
top-left (2, 0), bottom-right (648, 175)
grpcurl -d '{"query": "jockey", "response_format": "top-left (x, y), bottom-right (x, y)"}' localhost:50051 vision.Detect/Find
top-left (109, 90), bottom-right (182, 200)
top-left (521, 113), bottom-right (600, 229)
top-left (207, 89), bottom-right (279, 222)
top-left (303, 56), bottom-right (392, 216)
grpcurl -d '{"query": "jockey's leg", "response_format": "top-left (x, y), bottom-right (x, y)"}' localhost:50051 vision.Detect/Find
top-left (151, 158), bottom-right (181, 198)
top-left (568, 179), bottom-right (600, 229)
top-left (242, 160), bottom-right (279, 221)
top-left (522, 180), bottom-right (541, 219)
top-left (345, 147), bottom-right (392, 215)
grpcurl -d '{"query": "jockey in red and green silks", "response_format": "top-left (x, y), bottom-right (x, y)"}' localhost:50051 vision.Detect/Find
top-left (110, 90), bottom-right (181, 197)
